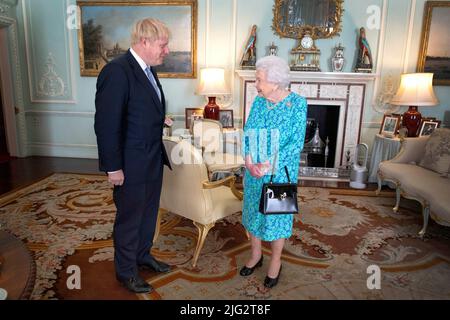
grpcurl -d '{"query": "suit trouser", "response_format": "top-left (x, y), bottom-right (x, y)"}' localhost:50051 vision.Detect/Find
top-left (112, 170), bottom-right (163, 280)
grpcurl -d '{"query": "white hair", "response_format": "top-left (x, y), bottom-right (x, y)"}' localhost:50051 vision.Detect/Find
top-left (255, 55), bottom-right (290, 89)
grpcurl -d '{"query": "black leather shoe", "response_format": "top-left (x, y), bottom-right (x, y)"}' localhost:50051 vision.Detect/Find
top-left (117, 276), bottom-right (153, 293)
top-left (264, 265), bottom-right (282, 288)
top-left (239, 255), bottom-right (263, 276)
top-left (138, 257), bottom-right (171, 273)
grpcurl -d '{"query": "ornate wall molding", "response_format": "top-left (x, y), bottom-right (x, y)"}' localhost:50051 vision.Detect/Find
top-left (0, 0), bottom-right (17, 14)
top-left (0, 0), bottom-right (18, 5)
top-left (36, 53), bottom-right (67, 98)
top-left (22, 0), bottom-right (76, 104)
top-left (27, 142), bottom-right (98, 159)
top-left (25, 110), bottom-right (94, 117)
top-left (0, 3), bottom-right (10, 13)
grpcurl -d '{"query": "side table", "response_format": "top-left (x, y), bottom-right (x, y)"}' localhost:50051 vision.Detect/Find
top-left (368, 134), bottom-right (402, 183)
top-left (0, 231), bottom-right (36, 299)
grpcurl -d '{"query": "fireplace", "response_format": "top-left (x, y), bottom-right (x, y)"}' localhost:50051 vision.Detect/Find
top-left (303, 104), bottom-right (341, 168)
top-left (236, 70), bottom-right (376, 180)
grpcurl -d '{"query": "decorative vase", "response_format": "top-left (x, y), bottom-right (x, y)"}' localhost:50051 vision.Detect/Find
top-left (203, 97), bottom-right (220, 120)
top-left (402, 106), bottom-right (422, 137)
top-left (332, 44), bottom-right (345, 72)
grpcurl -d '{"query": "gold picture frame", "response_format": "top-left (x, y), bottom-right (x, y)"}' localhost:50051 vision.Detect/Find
top-left (185, 108), bottom-right (203, 129)
top-left (379, 114), bottom-right (401, 137)
top-left (77, 0), bottom-right (197, 78)
top-left (417, 1), bottom-right (450, 85)
top-left (272, 0), bottom-right (344, 40)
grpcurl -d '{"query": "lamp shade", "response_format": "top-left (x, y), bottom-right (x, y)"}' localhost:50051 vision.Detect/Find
top-left (196, 68), bottom-right (230, 96)
top-left (390, 73), bottom-right (439, 106)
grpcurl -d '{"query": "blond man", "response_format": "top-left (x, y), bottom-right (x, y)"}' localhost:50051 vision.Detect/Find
top-left (94, 18), bottom-right (172, 293)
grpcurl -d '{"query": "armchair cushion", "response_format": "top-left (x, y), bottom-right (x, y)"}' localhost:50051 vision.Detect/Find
top-left (419, 128), bottom-right (450, 175)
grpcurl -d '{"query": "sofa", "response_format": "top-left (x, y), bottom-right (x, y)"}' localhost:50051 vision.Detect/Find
top-left (376, 128), bottom-right (450, 237)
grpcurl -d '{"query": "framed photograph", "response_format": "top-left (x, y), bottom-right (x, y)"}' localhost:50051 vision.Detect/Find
top-left (77, 0), bottom-right (197, 78)
top-left (417, 1), bottom-right (450, 85)
top-left (219, 110), bottom-right (234, 128)
top-left (418, 119), bottom-right (441, 136)
top-left (392, 113), bottom-right (403, 134)
top-left (185, 108), bottom-right (204, 129)
top-left (379, 114), bottom-right (401, 137)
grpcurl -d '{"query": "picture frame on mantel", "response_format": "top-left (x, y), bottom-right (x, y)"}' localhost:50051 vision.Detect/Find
top-left (77, 0), bottom-right (197, 78)
top-left (417, 1), bottom-right (450, 85)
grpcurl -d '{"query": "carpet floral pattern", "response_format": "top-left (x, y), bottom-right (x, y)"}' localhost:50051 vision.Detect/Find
top-left (0, 173), bottom-right (449, 299)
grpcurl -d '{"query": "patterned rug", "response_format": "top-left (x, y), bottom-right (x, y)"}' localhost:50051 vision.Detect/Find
top-left (0, 173), bottom-right (449, 300)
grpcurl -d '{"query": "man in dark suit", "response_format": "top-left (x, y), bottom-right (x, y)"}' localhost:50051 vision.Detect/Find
top-left (94, 18), bottom-right (172, 294)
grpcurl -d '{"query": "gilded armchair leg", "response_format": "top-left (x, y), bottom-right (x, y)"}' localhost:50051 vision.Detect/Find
top-left (393, 187), bottom-right (401, 212)
top-left (153, 208), bottom-right (168, 243)
top-left (192, 222), bottom-right (215, 267)
top-left (418, 203), bottom-right (430, 239)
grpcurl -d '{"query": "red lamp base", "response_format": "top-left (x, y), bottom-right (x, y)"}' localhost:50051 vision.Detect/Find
top-left (402, 106), bottom-right (422, 137)
top-left (203, 96), bottom-right (220, 120)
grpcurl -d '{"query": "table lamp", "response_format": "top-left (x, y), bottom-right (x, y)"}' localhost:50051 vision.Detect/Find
top-left (390, 73), bottom-right (439, 137)
top-left (196, 68), bottom-right (230, 120)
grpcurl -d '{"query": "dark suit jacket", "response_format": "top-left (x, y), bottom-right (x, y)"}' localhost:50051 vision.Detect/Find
top-left (94, 50), bottom-right (171, 185)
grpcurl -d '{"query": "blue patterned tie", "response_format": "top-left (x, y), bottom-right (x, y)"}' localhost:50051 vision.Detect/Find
top-left (145, 67), bottom-right (161, 101)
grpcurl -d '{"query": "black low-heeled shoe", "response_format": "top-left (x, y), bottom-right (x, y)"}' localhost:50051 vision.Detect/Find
top-left (239, 255), bottom-right (264, 276)
top-left (264, 265), bottom-right (282, 288)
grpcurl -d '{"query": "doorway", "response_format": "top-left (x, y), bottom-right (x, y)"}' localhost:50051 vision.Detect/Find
top-left (0, 25), bottom-right (20, 158)
top-left (0, 84), bottom-right (9, 162)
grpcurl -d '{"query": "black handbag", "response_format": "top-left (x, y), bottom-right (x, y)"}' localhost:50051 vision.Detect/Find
top-left (259, 165), bottom-right (298, 215)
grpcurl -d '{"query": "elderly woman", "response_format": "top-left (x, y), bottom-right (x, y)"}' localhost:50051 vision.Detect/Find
top-left (241, 55), bottom-right (307, 288)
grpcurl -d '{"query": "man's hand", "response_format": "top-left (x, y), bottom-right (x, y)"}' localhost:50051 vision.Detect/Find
top-left (108, 170), bottom-right (125, 186)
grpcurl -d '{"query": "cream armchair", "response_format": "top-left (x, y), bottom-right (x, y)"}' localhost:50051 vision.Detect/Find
top-left (191, 118), bottom-right (244, 180)
top-left (159, 137), bottom-right (243, 267)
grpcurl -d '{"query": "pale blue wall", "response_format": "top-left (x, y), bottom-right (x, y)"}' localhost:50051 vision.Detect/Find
top-left (3, 0), bottom-right (450, 158)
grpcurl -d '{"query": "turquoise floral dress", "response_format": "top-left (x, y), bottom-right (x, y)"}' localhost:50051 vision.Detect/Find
top-left (242, 92), bottom-right (307, 241)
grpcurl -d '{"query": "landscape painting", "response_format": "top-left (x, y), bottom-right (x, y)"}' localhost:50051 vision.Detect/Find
top-left (417, 1), bottom-right (450, 85)
top-left (77, 0), bottom-right (197, 78)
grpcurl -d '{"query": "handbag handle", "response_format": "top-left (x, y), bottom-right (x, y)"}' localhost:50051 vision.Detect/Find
top-left (269, 166), bottom-right (291, 184)
top-left (267, 152), bottom-right (291, 184)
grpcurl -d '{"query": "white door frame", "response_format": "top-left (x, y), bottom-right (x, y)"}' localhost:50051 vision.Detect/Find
top-left (0, 27), bottom-right (19, 156)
